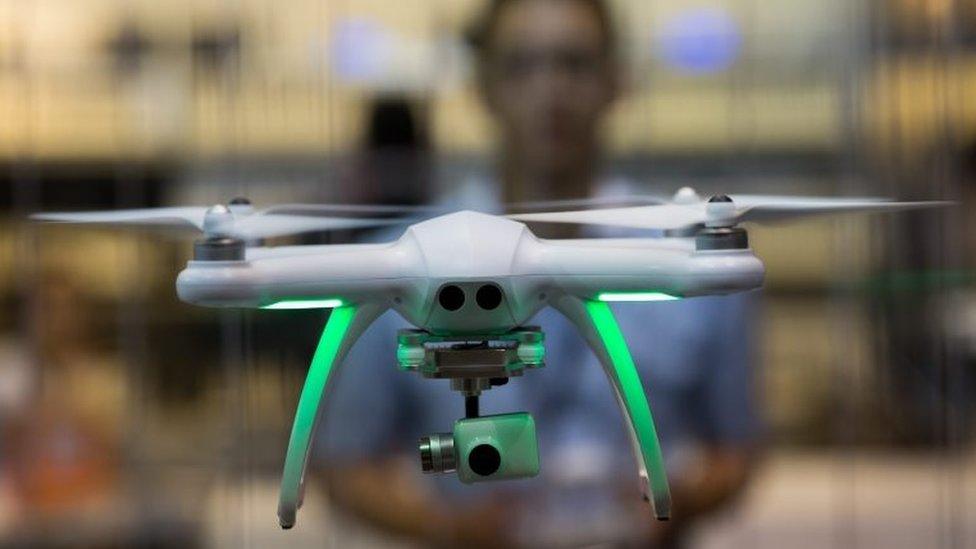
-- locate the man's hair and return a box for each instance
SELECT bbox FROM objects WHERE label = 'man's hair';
[464,0,618,58]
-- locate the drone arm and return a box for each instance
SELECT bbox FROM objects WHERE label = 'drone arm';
[551,295,672,520]
[278,303,385,529]
[527,240,765,300]
[177,242,418,308]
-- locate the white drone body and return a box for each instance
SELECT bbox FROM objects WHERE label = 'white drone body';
[34,189,947,529]
[177,210,765,327]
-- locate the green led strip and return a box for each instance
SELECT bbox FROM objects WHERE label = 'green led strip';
[278,305,356,527]
[262,298,344,310]
[597,292,680,302]
[584,300,671,518]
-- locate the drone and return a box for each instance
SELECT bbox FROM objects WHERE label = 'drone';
[33,188,947,529]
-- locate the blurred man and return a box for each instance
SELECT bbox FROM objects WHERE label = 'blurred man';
[316,1,761,546]
[471,0,619,205]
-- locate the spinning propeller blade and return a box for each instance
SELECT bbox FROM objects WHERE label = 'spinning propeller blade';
[506,195,668,212]
[231,213,403,239]
[510,203,705,230]
[509,194,951,231]
[32,203,410,239]
[32,206,210,231]
[260,203,439,215]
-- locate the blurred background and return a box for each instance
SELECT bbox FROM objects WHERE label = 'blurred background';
[0,0,974,547]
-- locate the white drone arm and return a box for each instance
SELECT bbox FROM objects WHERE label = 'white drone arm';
[524,239,766,301]
[176,241,423,309]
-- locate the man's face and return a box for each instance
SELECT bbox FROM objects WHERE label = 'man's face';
[481,0,618,177]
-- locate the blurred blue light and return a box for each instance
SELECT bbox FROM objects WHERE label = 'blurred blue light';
[658,8,742,75]
[331,17,392,84]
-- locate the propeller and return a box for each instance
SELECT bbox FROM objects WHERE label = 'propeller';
[32,206,212,231]
[506,195,668,212]
[508,189,952,232]
[32,201,410,240]
[503,187,707,212]
[260,203,440,216]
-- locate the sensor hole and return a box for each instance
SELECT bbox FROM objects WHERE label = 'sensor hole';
[438,285,465,311]
[476,285,503,310]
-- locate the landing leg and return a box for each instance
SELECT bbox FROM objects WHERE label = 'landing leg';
[277,304,384,529]
[553,297,672,520]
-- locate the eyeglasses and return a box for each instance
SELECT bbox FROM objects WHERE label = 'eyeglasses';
[487,46,610,82]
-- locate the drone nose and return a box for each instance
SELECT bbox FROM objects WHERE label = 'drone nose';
[425,282,514,335]
[436,283,505,313]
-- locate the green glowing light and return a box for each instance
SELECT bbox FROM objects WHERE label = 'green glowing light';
[278,306,356,527]
[262,298,344,310]
[585,300,671,518]
[597,292,681,302]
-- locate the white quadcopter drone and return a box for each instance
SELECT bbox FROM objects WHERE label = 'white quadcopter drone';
[33,188,946,529]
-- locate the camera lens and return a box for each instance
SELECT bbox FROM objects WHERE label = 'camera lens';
[468,444,501,476]
[419,433,456,473]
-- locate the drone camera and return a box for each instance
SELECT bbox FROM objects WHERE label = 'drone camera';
[419,412,539,483]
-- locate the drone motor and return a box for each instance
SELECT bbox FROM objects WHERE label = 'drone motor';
[696,195,749,251]
[194,204,246,261]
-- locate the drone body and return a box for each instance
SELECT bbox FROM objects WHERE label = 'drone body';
[177,210,766,332]
[33,190,947,529]
[176,209,765,527]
